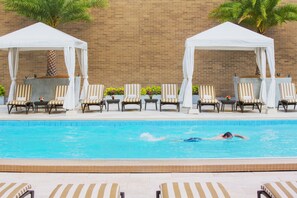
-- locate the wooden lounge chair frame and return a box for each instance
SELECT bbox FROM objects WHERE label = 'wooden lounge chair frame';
[257,190,270,198]
[21,190,34,198]
[7,84,34,114]
[121,84,142,111]
[277,83,297,112]
[48,85,68,114]
[197,85,220,113]
[81,84,105,113]
[237,83,262,113]
[160,84,180,112]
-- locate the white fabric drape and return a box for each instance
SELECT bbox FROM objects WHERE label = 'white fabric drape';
[256,48,267,104]
[76,48,89,100]
[63,47,76,109]
[179,46,195,107]
[8,48,19,102]
[266,46,276,108]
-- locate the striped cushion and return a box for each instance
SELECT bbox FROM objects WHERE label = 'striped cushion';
[160,182,230,198]
[82,84,104,104]
[48,85,68,105]
[241,99,262,104]
[49,183,120,198]
[200,85,217,104]
[238,83,262,103]
[7,84,32,104]
[161,84,178,103]
[200,99,219,104]
[123,84,141,102]
[7,100,30,105]
[280,83,296,101]
[281,99,297,103]
[0,183,31,198]
[48,100,64,105]
[261,181,297,198]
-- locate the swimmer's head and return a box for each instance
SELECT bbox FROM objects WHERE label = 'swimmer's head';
[222,132,233,139]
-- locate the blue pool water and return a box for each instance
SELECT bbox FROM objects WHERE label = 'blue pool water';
[0,120,297,159]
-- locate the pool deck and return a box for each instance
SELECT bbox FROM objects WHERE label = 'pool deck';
[1,104,297,197]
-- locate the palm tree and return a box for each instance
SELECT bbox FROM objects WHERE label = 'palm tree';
[1,0,108,76]
[210,0,297,75]
[210,0,297,34]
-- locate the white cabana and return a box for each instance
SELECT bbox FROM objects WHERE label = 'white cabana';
[179,22,276,109]
[0,22,89,110]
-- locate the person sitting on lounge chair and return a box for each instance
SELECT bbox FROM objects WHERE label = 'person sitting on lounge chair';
[184,132,248,142]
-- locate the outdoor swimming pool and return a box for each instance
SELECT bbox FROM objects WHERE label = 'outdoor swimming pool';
[0,120,297,159]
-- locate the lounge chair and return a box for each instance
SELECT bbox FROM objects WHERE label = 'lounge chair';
[257,181,297,198]
[237,83,262,113]
[81,84,105,113]
[197,85,220,113]
[0,182,34,198]
[160,84,180,112]
[7,84,34,114]
[156,182,230,198]
[278,83,297,112]
[49,183,124,198]
[48,85,68,114]
[121,84,142,111]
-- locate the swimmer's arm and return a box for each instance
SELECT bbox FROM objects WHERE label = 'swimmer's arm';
[234,134,249,140]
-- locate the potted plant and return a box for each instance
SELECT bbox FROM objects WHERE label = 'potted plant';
[106,88,116,100]
[0,85,5,105]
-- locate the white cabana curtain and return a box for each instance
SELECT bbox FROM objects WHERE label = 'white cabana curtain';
[8,48,19,102]
[256,48,267,104]
[63,47,76,109]
[179,46,195,107]
[266,46,276,108]
[76,48,89,100]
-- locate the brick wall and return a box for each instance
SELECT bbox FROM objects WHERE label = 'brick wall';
[0,0,296,97]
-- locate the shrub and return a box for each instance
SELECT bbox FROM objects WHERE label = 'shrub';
[0,85,5,96]
[192,85,199,95]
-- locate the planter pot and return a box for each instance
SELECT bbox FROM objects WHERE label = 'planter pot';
[0,96,4,105]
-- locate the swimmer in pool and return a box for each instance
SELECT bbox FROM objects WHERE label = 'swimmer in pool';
[184,132,248,142]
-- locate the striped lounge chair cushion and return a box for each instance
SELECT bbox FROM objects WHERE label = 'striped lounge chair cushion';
[123,84,141,102]
[49,183,120,198]
[48,85,68,105]
[238,83,262,103]
[261,181,297,198]
[280,83,297,102]
[7,84,32,105]
[199,85,218,104]
[160,182,230,198]
[82,84,104,104]
[0,183,32,198]
[161,84,178,103]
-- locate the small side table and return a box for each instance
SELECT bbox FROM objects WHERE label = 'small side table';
[34,101,49,112]
[220,99,236,112]
[144,99,158,110]
[106,99,120,111]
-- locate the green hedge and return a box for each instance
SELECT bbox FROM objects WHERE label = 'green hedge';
[0,85,5,96]
[104,85,199,95]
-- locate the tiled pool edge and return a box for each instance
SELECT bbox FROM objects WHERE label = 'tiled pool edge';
[0,158,296,173]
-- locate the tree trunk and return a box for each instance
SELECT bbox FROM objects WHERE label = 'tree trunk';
[46,50,57,76]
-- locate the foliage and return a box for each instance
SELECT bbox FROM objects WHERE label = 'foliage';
[0,85,5,96]
[1,0,109,27]
[210,0,297,34]
[104,85,198,96]
[104,87,124,96]
[192,85,199,95]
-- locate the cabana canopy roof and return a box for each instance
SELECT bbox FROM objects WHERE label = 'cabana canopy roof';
[179,22,276,109]
[0,22,87,51]
[186,22,273,50]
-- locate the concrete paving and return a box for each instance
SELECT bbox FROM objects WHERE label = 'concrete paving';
[0,104,297,197]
